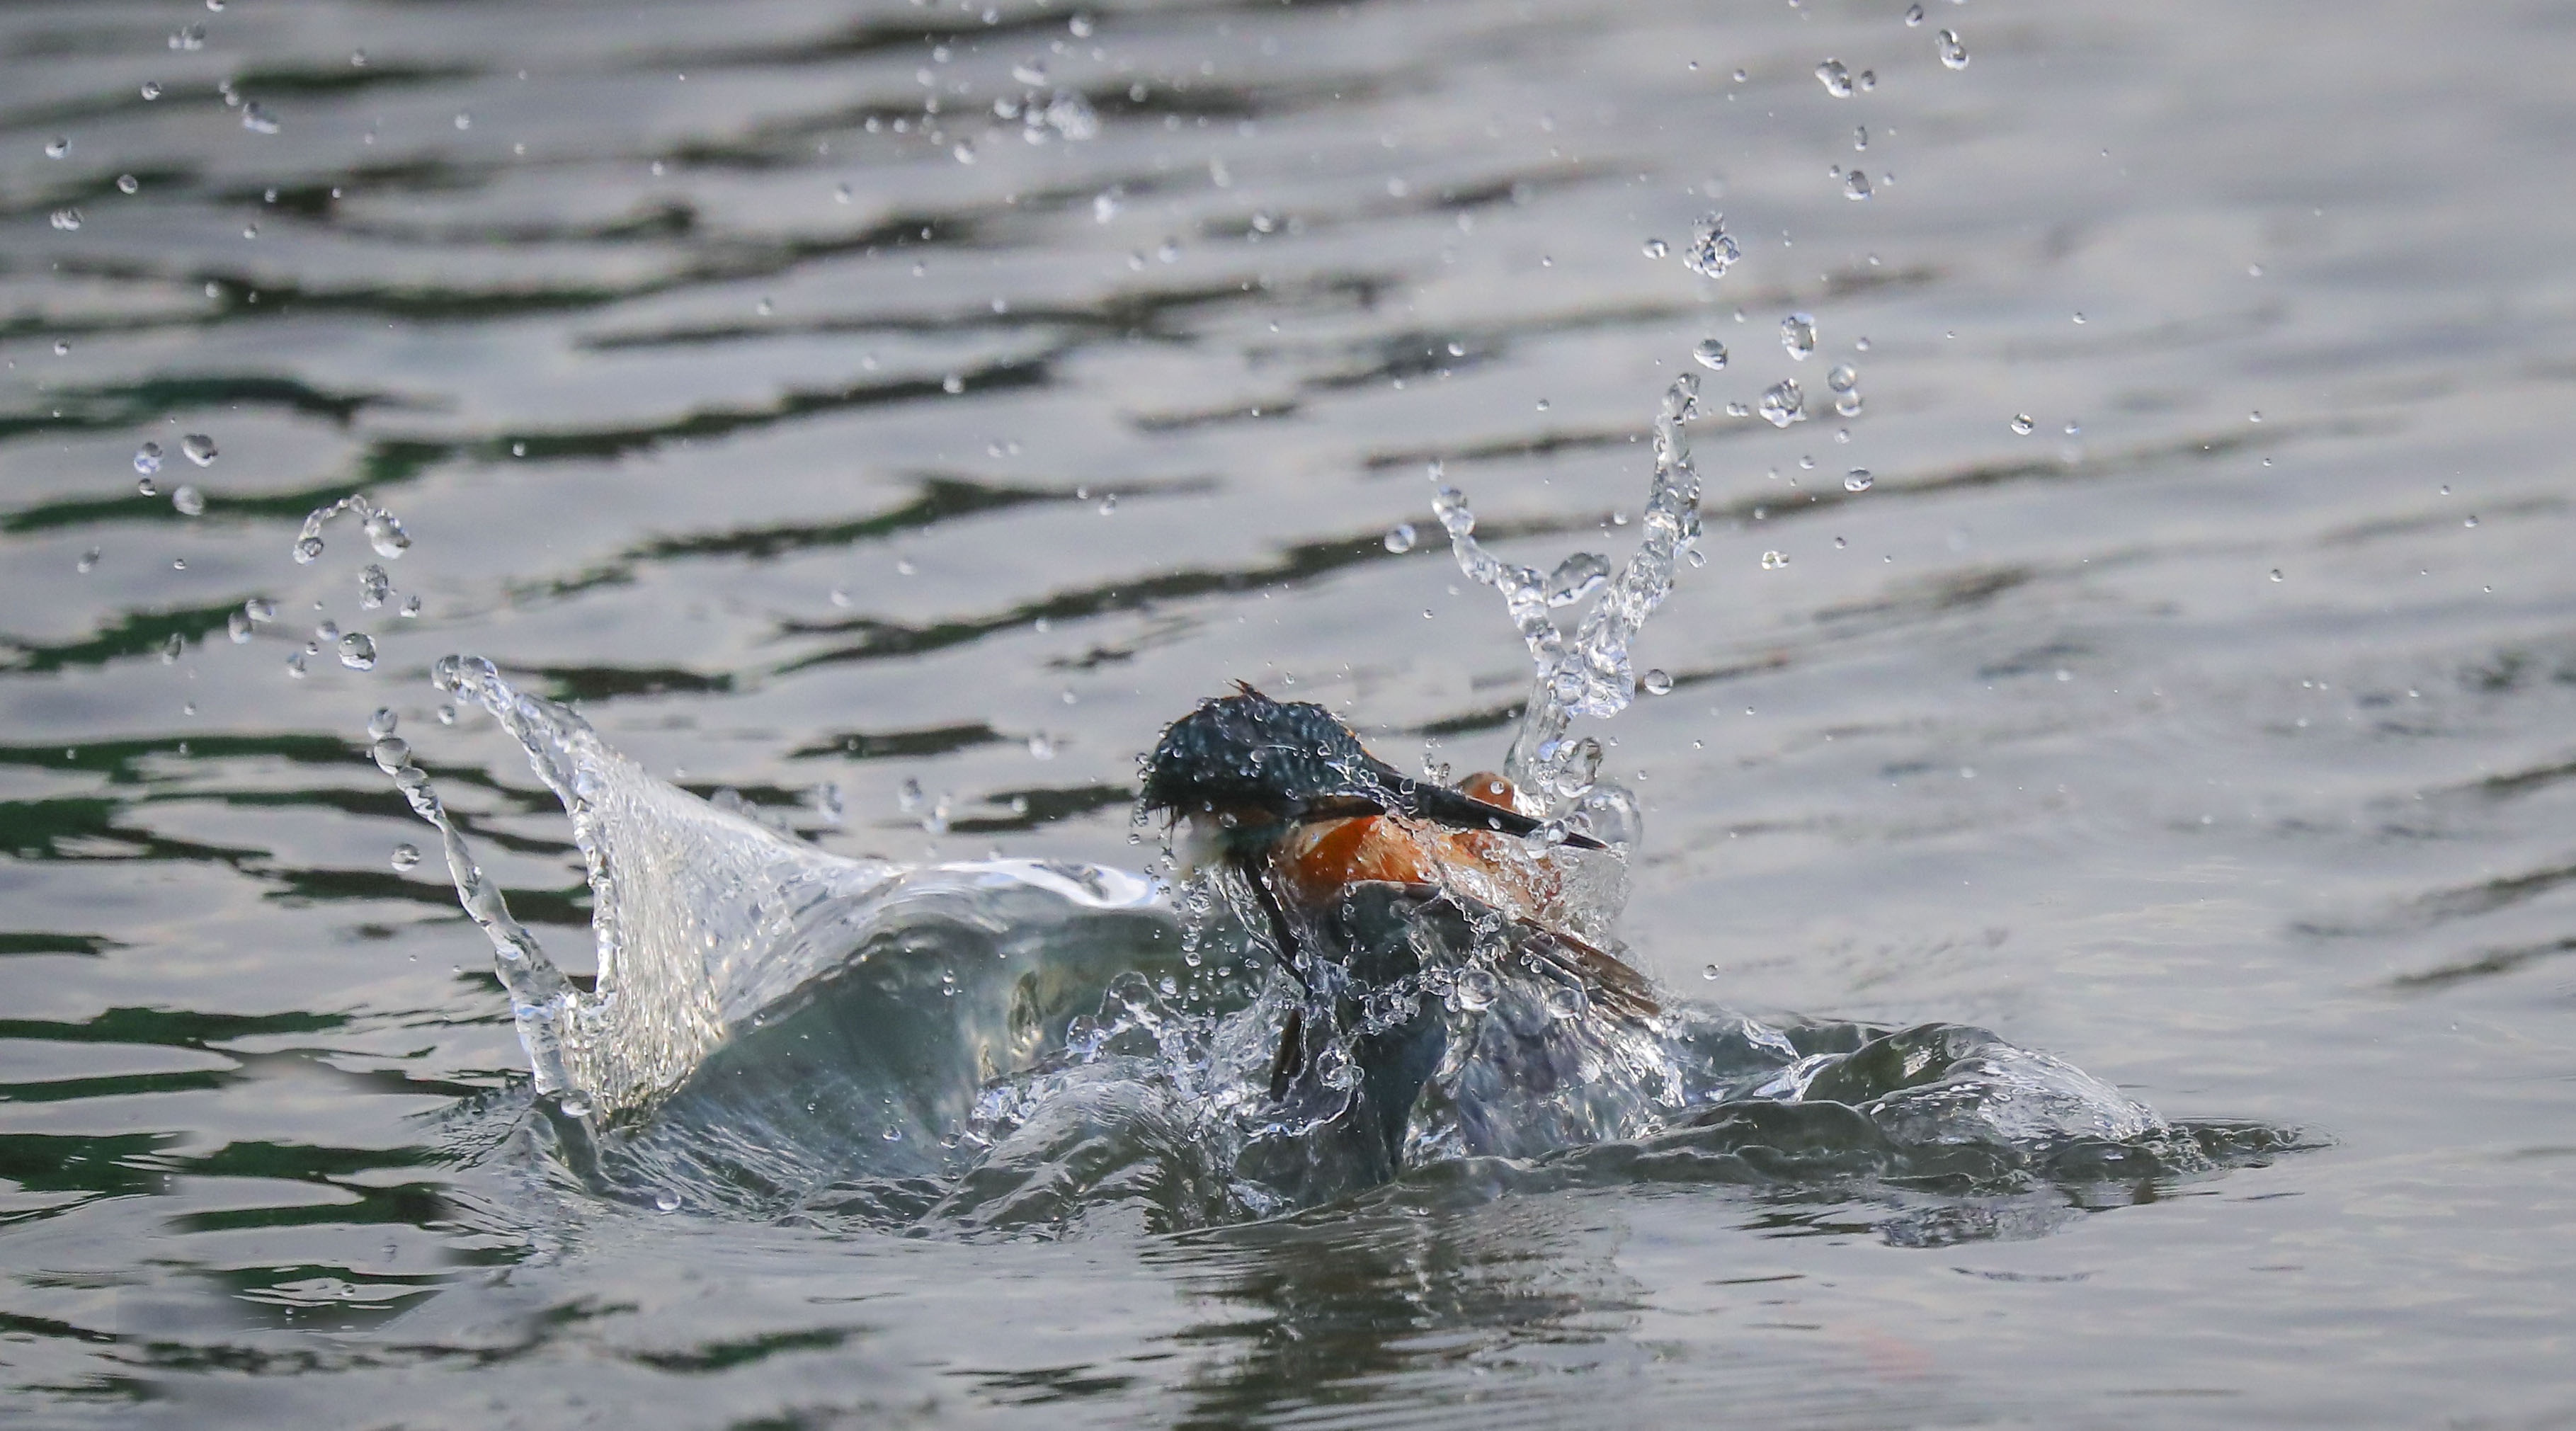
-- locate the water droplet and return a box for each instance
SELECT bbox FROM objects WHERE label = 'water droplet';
[294,536,324,564]
[1844,469,1873,492]
[1814,58,1853,97]
[1780,312,1818,360]
[1760,549,1790,570]
[1827,364,1859,392]
[140,81,162,100]
[171,484,204,516]
[390,843,421,871]
[1682,212,1740,278]
[1905,4,1925,23]
[116,173,140,195]
[1692,338,1728,370]
[338,632,377,671]
[452,112,472,131]
[941,373,964,394]
[170,24,205,50]
[241,103,280,134]
[1843,169,1872,200]
[2063,421,2081,436]
[2463,515,2479,528]
[2010,414,2036,435]
[2269,569,2284,583]
[1937,28,1969,67]
[285,650,307,678]
[1544,552,1611,606]
[1642,237,1668,258]
[2247,410,2262,423]
[161,632,184,663]
[1854,125,1869,151]
[1702,962,1723,979]
[245,598,275,623]
[44,137,69,159]
[1384,523,1418,553]
[227,610,253,642]
[358,564,392,609]
[181,433,217,466]
[49,207,83,232]
[1835,391,1864,417]
[134,443,163,475]
[1758,380,1806,427]
[1643,668,1674,695]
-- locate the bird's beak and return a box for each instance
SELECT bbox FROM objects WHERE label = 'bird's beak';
[1295,780,1609,850]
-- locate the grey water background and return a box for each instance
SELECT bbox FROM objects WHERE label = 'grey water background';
[2,0,2573,1423]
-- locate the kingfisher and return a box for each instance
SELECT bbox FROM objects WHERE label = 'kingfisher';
[1139,685,1660,1195]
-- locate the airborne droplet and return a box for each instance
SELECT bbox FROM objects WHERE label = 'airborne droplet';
[1844,469,1873,492]
[1780,313,1818,360]
[2010,414,2036,435]
[181,433,217,466]
[171,485,205,516]
[1937,29,1969,68]
[1758,380,1806,427]
[134,443,163,475]
[390,843,422,872]
[338,632,378,671]
[1814,59,1853,97]
[1384,523,1418,553]
[1692,338,1728,370]
[1682,212,1740,279]
[1642,668,1674,695]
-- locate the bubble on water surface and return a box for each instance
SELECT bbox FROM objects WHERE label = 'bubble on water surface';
[1692,339,1728,370]
[1781,313,1818,360]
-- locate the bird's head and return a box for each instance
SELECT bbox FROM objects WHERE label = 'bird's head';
[1139,685,1596,874]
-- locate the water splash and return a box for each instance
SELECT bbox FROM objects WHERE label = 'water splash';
[398,656,1161,1119]
[1430,372,1704,823]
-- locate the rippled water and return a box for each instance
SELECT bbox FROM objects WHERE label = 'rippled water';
[6,0,2575,1425]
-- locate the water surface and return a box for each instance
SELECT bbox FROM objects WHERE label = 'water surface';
[4,0,2574,1425]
